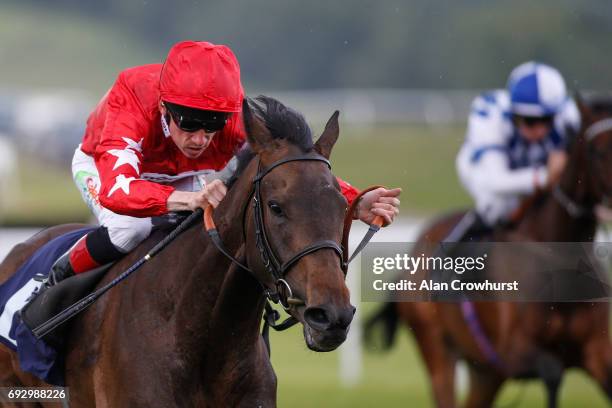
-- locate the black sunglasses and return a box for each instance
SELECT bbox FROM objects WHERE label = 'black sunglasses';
[514,114,554,128]
[165,103,229,133]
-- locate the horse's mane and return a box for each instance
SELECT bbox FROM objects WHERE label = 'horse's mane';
[227,95,314,188]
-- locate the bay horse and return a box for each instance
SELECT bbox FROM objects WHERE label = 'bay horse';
[0,96,357,407]
[365,98,612,408]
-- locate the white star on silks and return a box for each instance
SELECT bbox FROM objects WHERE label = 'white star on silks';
[107,174,136,197]
[122,137,143,153]
[107,137,143,174]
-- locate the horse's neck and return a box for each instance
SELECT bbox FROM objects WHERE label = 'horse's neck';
[172,159,266,371]
[518,139,597,241]
[206,264,267,365]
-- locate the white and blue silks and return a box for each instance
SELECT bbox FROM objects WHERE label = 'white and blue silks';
[456,89,580,225]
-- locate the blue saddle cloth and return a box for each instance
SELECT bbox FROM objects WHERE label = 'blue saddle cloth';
[0,227,94,385]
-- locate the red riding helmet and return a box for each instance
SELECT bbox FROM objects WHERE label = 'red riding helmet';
[159,41,244,113]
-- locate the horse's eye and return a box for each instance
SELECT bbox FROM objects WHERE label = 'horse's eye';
[268,201,284,217]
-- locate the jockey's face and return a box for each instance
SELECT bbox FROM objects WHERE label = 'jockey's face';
[170,124,216,159]
[514,115,553,143]
[160,103,216,159]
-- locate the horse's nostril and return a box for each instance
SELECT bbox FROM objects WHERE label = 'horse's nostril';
[337,306,355,329]
[304,307,331,331]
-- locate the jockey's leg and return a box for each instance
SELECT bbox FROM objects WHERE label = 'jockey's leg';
[47,214,152,286]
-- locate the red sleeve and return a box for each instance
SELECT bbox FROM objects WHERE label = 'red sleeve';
[95,73,175,217]
[337,177,360,205]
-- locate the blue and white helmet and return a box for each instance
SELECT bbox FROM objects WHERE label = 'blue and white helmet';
[507,61,567,117]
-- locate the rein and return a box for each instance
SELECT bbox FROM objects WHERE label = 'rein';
[552,185,591,219]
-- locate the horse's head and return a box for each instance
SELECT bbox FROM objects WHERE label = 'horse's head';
[233,96,354,351]
[575,96,612,207]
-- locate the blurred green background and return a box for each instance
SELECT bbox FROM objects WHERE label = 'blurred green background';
[1,1,611,407]
[2,0,612,92]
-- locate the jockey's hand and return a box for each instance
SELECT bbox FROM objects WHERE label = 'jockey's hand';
[547,150,568,187]
[192,179,227,210]
[166,180,227,212]
[354,187,402,227]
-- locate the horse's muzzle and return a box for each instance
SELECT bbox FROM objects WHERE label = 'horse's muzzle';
[302,304,356,351]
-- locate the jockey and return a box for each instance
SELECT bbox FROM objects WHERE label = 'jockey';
[453,61,580,240]
[47,40,401,286]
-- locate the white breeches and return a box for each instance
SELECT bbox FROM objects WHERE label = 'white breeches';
[71,147,215,253]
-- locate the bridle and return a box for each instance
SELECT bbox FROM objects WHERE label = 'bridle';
[553,117,612,218]
[252,155,344,308]
[204,152,383,350]
[204,153,382,311]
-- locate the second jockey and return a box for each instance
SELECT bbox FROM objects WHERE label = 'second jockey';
[453,61,580,241]
[47,40,401,286]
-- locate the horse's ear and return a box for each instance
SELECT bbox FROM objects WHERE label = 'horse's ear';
[574,91,592,123]
[314,110,340,159]
[242,98,273,153]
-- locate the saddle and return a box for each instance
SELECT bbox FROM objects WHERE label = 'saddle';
[20,264,111,349]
